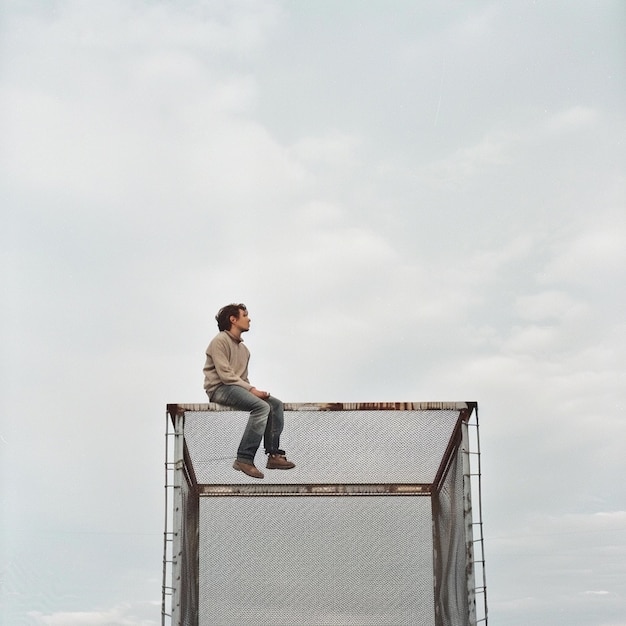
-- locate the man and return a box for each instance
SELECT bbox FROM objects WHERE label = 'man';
[203,303,295,479]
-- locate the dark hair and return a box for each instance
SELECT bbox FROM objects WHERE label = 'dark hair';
[216,303,247,331]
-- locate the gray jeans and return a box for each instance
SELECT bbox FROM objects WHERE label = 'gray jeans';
[209,384,285,464]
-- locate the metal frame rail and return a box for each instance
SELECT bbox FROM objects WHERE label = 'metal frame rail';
[163,408,197,625]
[465,407,488,625]
[161,409,176,625]
[161,402,488,626]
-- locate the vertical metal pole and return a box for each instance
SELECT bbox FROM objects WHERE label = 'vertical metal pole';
[162,411,167,625]
[162,410,174,626]
[171,410,185,626]
[461,420,477,626]
[472,407,488,624]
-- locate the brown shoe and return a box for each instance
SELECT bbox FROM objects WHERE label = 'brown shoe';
[233,460,264,479]
[266,453,296,470]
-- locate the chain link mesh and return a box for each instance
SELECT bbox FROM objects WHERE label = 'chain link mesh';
[199,497,433,625]
[183,409,460,485]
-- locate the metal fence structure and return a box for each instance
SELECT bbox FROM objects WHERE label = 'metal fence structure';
[162,402,487,626]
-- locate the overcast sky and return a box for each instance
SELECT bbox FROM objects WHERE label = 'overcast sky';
[1,1,625,624]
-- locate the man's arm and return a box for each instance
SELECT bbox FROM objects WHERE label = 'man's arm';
[207,334,270,398]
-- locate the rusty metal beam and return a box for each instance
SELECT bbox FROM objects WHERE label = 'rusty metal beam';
[197,483,432,497]
[431,415,464,493]
[169,401,475,414]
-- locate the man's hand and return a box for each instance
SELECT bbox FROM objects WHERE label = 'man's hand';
[250,387,270,399]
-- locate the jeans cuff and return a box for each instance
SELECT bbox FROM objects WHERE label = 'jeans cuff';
[237,456,255,465]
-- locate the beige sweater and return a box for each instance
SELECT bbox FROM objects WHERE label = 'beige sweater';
[203,331,253,395]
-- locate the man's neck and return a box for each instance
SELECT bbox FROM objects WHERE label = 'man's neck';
[227,328,243,341]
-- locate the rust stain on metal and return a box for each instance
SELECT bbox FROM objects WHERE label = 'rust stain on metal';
[196,483,432,497]
[166,403,185,417]
[169,401,475,413]
[295,402,470,412]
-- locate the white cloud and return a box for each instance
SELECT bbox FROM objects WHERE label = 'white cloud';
[540,224,626,286]
[28,602,159,626]
[293,131,362,169]
[546,105,598,133]
[421,129,520,186]
[514,290,589,322]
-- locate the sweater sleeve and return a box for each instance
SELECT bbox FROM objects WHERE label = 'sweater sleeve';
[207,334,253,390]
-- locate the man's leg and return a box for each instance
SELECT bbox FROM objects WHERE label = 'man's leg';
[263,395,284,454]
[210,385,270,466]
[264,395,295,470]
